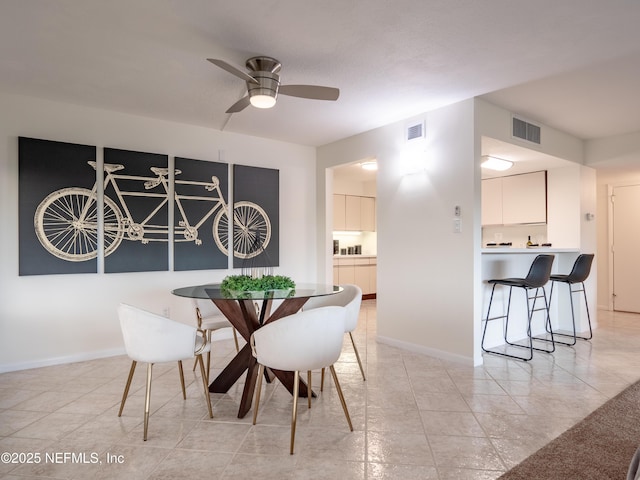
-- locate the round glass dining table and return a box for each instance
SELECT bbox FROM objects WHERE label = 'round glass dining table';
[172,283,341,418]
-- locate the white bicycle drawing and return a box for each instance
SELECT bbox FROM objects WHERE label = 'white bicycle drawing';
[34,161,271,262]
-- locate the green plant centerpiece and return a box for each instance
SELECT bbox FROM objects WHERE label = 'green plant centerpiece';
[220,274,295,299]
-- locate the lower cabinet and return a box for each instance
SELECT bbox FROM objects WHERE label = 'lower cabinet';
[333,256,376,295]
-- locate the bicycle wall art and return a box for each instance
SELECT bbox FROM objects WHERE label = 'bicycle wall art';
[18,137,278,276]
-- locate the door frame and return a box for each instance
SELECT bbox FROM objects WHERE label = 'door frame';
[607,181,640,311]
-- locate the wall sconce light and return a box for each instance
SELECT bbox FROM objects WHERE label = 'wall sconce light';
[481,156,513,171]
[361,161,378,171]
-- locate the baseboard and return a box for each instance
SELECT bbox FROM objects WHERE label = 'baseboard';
[0,347,126,374]
[376,334,474,366]
[0,331,238,374]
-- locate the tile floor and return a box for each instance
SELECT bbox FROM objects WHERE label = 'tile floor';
[1,301,640,479]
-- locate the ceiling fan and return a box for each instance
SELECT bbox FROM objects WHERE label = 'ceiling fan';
[207,56,340,113]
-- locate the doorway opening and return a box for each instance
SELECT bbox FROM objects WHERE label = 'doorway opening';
[329,159,377,299]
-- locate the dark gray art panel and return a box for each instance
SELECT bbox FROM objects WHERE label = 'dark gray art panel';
[19,137,97,275]
[103,148,169,273]
[174,157,229,271]
[232,164,279,268]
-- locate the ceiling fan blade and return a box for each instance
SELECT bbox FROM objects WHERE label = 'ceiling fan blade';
[279,85,340,101]
[226,96,251,113]
[207,58,258,84]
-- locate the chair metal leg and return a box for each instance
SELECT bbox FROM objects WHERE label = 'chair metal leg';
[197,355,213,418]
[526,286,558,352]
[118,360,137,417]
[483,285,533,361]
[290,371,300,455]
[320,368,325,392]
[349,332,366,381]
[580,281,594,340]
[509,286,555,356]
[483,284,555,361]
[252,364,265,425]
[547,281,593,345]
[143,363,153,441]
[307,370,312,408]
[499,286,534,360]
[178,360,186,400]
[329,365,353,431]
[193,330,213,381]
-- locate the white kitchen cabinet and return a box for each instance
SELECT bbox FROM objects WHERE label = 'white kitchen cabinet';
[333,194,346,230]
[333,194,376,231]
[345,195,361,230]
[361,196,376,231]
[502,171,547,224]
[481,178,503,226]
[333,256,376,295]
[481,171,547,225]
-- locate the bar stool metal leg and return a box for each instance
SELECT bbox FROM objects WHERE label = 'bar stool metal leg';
[546,279,593,345]
[525,286,556,353]
[482,284,538,361]
[481,254,556,362]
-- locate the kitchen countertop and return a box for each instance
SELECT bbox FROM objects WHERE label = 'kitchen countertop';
[481,247,580,254]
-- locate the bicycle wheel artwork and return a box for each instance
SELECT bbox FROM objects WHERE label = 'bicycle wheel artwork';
[19,137,98,275]
[232,165,279,267]
[34,188,124,262]
[213,201,271,259]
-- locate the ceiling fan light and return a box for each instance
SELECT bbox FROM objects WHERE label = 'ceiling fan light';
[249,94,277,109]
[481,156,513,171]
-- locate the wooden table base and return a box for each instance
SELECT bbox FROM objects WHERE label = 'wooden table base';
[208,295,314,418]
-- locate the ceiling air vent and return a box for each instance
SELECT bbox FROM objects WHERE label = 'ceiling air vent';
[512,116,541,144]
[406,120,425,141]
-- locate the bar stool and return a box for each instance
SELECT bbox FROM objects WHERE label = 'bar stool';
[482,254,555,361]
[547,253,594,346]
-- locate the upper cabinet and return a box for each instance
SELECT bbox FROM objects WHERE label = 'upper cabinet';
[482,171,547,226]
[334,194,376,231]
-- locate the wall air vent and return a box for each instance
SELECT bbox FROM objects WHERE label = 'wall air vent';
[512,116,541,144]
[406,120,425,141]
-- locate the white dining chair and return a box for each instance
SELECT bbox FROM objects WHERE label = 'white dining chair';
[303,284,364,388]
[250,305,353,454]
[191,298,239,381]
[117,303,213,441]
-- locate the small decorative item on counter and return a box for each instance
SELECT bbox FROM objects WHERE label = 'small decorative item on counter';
[526,235,533,247]
[541,243,552,247]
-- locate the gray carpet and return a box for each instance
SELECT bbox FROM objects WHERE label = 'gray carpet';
[499,380,640,480]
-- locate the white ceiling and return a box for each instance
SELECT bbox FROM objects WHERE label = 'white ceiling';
[2,1,640,152]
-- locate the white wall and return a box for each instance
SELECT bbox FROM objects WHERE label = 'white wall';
[319,103,479,364]
[547,165,582,248]
[0,92,317,372]
[475,98,584,164]
[586,133,640,309]
[317,97,591,366]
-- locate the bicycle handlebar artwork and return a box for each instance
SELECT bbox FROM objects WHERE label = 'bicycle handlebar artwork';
[33,160,272,263]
